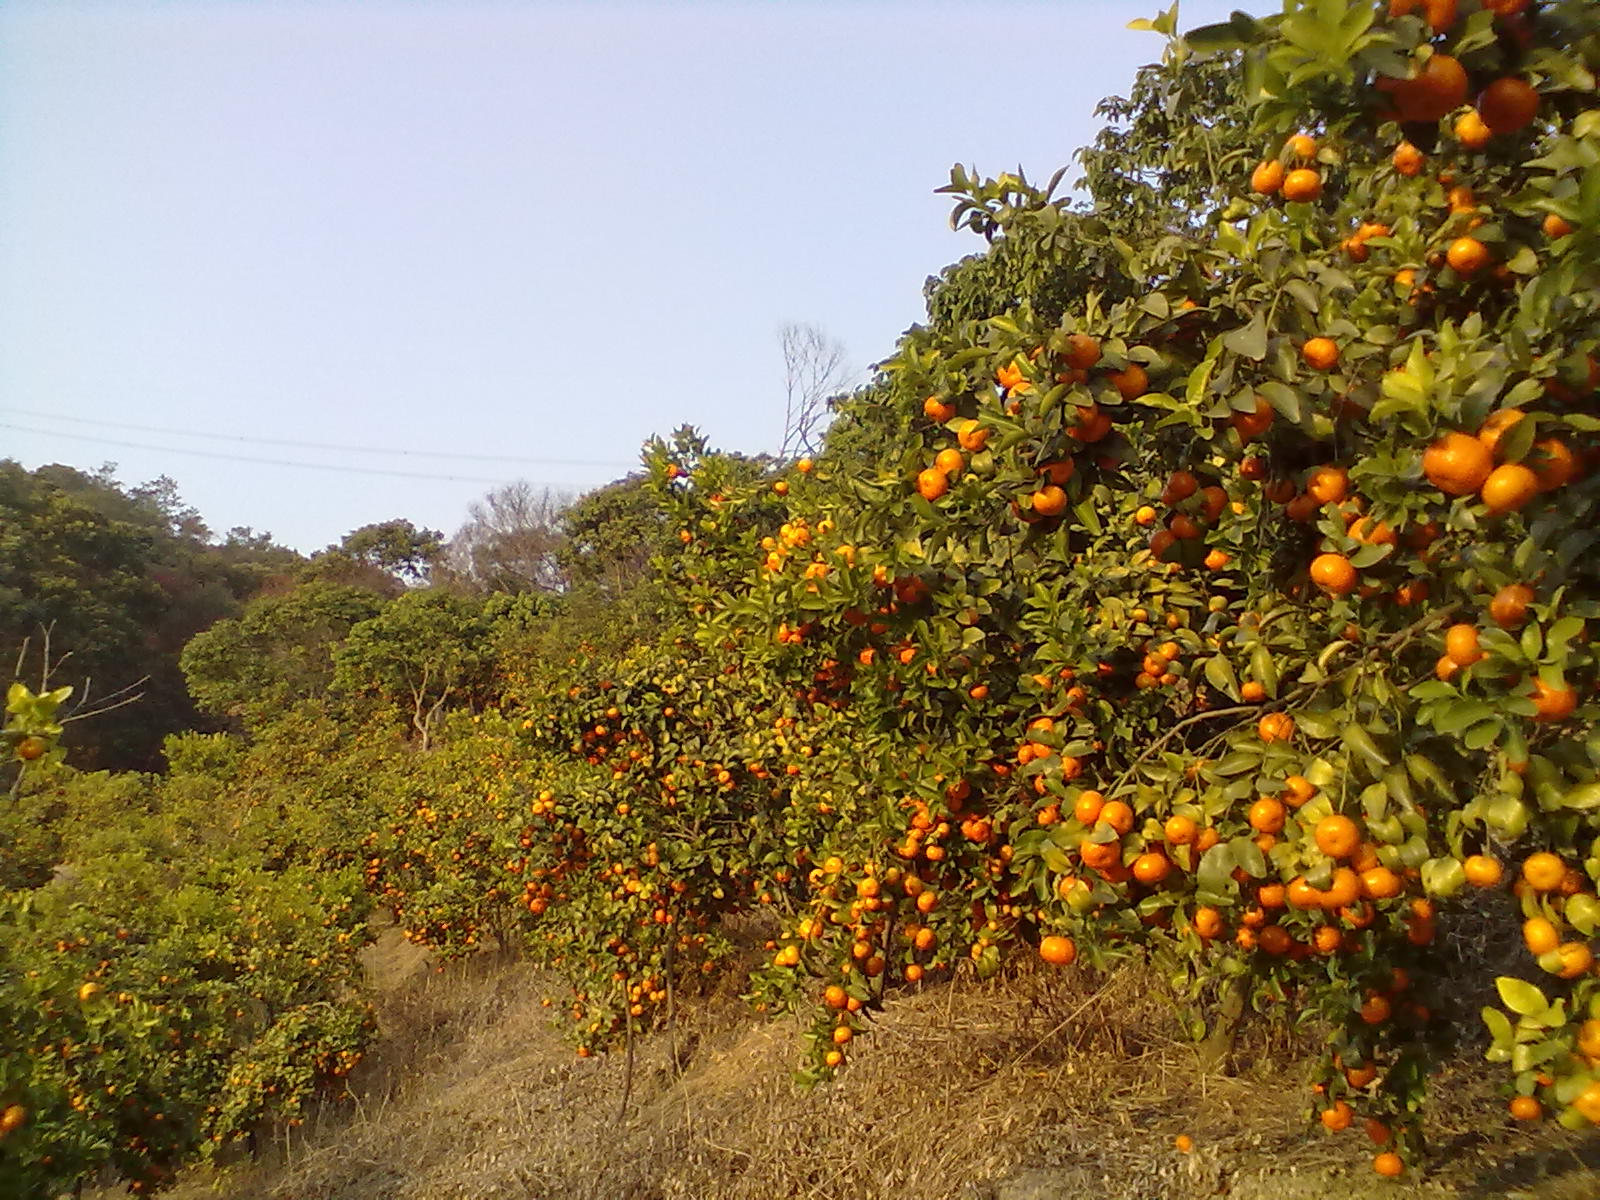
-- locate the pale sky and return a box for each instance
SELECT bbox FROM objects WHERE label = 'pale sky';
[1,0,1256,553]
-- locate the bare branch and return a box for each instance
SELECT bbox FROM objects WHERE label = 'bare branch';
[446,482,572,593]
[779,323,851,458]
[61,681,149,725]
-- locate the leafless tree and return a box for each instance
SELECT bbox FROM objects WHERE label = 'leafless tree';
[779,323,850,459]
[443,482,571,594]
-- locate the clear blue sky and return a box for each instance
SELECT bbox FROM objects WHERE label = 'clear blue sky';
[1,0,1256,554]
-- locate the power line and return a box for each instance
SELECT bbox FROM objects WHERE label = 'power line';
[0,406,636,470]
[0,421,603,486]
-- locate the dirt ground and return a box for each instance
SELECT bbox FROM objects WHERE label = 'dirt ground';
[134,921,1600,1200]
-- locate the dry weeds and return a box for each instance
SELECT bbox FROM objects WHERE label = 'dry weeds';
[131,920,1600,1200]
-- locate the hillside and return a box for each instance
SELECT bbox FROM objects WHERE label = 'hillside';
[12,3,1600,1195]
[144,920,1599,1200]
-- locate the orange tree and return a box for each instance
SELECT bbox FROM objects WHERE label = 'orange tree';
[637,0,1600,1175]
[354,0,1600,1180]
[2,691,378,1196]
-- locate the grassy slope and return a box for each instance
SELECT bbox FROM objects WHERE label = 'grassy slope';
[134,918,1600,1200]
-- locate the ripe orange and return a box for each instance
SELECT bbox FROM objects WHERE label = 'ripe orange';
[1373,1152,1404,1178]
[1069,404,1113,443]
[1423,431,1493,495]
[1315,815,1361,859]
[1577,1082,1600,1125]
[1444,623,1483,667]
[1480,463,1538,514]
[1258,924,1292,955]
[1174,1133,1194,1153]
[1489,584,1534,628]
[1099,800,1135,835]
[1454,108,1492,149]
[1529,439,1576,492]
[1284,775,1317,806]
[1240,680,1267,703]
[1108,362,1149,401]
[1478,77,1540,133]
[1556,942,1593,979]
[934,447,964,475]
[1036,459,1076,487]
[1447,236,1490,274]
[1169,514,1202,540]
[1360,867,1402,900]
[1282,168,1322,202]
[1258,713,1295,743]
[956,421,990,451]
[1164,814,1197,845]
[1464,854,1504,887]
[1509,1096,1542,1121]
[1230,396,1274,440]
[1073,791,1105,824]
[916,468,949,501]
[1192,907,1224,939]
[1523,916,1560,955]
[1522,851,1566,893]
[1543,213,1575,239]
[923,396,956,423]
[1415,0,1458,31]
[1062,333,1101,370]
[1477,409,1525,459]
[1031,485,1069,517]
[1345,1061,1378,1088]
[1310,553,1357,596]
[1039,935,1077,965]
[1287,133,1317,160]
[1530,677,1577,723]
[1379,54,1468,123]
[1392,142,1424,177]
[1132,851,1172,885]
[1349,516,1397,547]
[1252,159,1285,195]
[1161,469,1199,505]
[1306,465,1349,503]
[1302,337,1339,370]
[1320,1100,1353,1131]
[1248,797,1286,834]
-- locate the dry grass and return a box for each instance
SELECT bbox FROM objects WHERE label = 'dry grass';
[137,920,1600,1200]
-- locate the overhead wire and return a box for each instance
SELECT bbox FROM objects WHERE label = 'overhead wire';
[0,406,636,470]
[0,421,609,486]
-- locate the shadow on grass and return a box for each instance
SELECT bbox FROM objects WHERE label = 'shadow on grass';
[1456,1129,1600,1199]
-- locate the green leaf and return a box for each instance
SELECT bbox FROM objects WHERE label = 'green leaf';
[1230,836,1267,879]
[1342,723,1389,769]
[1250,644,1279,697]
[1284,279,1320,313]
[1482,1005,1514,1049]
[1186,21,1249,53]
[1421,857,1466,898]
[1496,978,1548,1017]
[1256,381,1302,424]
[1564,783,1600,811]
[1204,655,1240,700]
[1222,311,1269,361]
